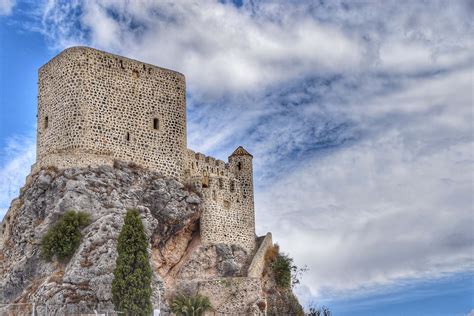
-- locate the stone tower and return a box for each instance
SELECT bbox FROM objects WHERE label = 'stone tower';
[229,146,255,233]
[33,46,256,252]
[35,47,187,181]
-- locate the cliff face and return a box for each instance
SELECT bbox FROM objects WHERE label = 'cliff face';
[0,162,302,315]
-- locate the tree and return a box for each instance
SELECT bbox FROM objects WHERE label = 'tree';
[41,211,90,262]
[307,305,331,316]
[112,209,152,315]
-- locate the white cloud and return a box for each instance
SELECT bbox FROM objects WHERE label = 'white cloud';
[0,0,15,15]
[40,0,364,95]
[255,66,474,298]
[0,136,36,218]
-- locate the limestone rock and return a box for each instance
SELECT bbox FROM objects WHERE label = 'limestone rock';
[0,163,202,314]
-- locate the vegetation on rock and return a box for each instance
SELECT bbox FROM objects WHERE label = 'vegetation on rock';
[272,253,296,288]
[112,209,152,315]
[308,305,332,316]
[170,293,212,316]
[265,243,307,289]
[41,210,90,262]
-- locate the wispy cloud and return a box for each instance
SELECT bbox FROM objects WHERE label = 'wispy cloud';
[0,0,15,16]
[0,135,35,218]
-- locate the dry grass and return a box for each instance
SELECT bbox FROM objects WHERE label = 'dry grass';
[264,243,280,266]
[49,269,65,284]
[46,165,59,173]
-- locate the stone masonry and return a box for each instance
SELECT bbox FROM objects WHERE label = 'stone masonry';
[33,47,256,252]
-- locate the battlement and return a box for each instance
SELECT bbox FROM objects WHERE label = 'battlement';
[35,47,256,252]
[186,149,230,178]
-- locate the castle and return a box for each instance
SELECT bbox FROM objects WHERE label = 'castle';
[33,47,256,252]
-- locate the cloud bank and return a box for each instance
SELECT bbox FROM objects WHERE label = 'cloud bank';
[1,0,473,304]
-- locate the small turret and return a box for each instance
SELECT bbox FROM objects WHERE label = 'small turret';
[229,146,254,204]
[229,146,256,249]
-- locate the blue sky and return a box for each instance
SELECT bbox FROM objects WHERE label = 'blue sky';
[0,0,473,315]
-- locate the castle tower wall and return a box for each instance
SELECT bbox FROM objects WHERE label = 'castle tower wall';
[229,147,255,224]
[36,47,187,180]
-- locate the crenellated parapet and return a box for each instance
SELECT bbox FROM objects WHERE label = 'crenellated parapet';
[184,148,256,252]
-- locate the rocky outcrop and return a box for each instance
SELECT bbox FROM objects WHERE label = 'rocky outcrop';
[0,162,204,314]
[0,161,302,315]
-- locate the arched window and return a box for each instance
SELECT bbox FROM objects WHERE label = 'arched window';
[153,118,159,130]
[237,162,242,171]
[125,132,130,141]
[44,116,49,129]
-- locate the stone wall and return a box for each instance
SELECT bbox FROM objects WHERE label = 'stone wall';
[36,46,187,180]
[185,148,256,252]
[197,277,264,315]
[248,233,273,278]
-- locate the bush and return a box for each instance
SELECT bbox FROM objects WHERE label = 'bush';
[112,209,152,315]
[41,211,90,262]
[272,254,294,288]
[170,293,212,316]
[266,244,308,289]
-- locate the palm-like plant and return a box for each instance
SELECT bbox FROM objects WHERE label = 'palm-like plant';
[170,293,212,316]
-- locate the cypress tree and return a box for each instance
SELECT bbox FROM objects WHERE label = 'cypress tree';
[112,209,152,315]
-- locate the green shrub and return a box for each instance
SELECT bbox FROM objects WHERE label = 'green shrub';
[112,209,152,315]
[170,293,212,316]
[272,253,294,288]
[41,211,90,262]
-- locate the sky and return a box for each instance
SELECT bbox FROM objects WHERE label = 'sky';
[0,0,473,315]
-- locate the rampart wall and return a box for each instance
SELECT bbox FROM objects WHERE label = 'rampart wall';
[248,233,273,278]
[196,277,264,315]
